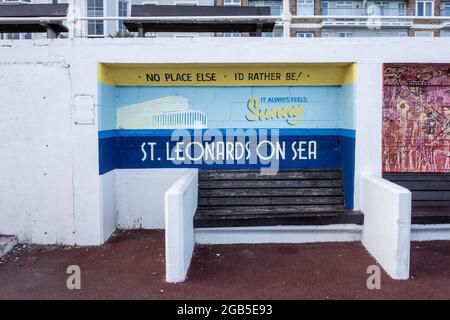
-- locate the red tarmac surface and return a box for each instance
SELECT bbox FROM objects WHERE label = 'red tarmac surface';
[0,230,449,299]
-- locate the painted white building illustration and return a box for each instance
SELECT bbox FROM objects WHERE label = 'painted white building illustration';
[116,96,208,129]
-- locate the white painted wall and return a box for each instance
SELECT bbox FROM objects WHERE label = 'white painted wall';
[0,61,75,245]
[361,175,411,280]
[1,38,450,246]
[164,169,198,283]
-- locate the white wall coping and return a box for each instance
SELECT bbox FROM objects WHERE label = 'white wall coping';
[367,175,412,195]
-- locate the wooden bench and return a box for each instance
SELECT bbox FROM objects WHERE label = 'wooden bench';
[383,173,450,224]
[194,169,363,228]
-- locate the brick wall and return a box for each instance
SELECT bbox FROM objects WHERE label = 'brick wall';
[290,0,297,15]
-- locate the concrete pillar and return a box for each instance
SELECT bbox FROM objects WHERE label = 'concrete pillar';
[282,0,292,37]
[46,27,58,39]
[138,25,145,38]
[67,0,82,39]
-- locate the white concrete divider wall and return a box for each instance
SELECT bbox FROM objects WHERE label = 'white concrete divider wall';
[361,174,412,280]
[164,169,198,283]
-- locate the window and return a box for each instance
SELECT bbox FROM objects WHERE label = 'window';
[118,0,128,33]
[321,31,331,37]
[223,32,241,37]
[270,3,282,15]
[249,1,282,16]
[398,2,405,16]
[224,0,241,6]
[335,1,354,15]
[442,2,450,16]
[297,32,315,38]
[373,2,389,15]
[174,1,199,4]
[321,1,328,15]
[174,33,200,38]
[338,31,354,37]
[6,33,20,40]
[416,0,434,16]
[297,0,314,16]
[415,31,434,37]
[398,31,408,37]
[376,31,391,37]
[336,1,353,8]
[262,31,283,37]
[87,0,104,37]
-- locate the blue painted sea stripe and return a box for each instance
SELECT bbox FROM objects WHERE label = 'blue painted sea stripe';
[98,128,355,209]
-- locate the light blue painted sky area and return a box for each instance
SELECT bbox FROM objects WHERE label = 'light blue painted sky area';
[99,84,355,131]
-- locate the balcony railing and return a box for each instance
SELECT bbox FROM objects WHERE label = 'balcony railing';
[321,7,414,17]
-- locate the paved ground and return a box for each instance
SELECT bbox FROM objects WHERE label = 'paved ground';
[0,230,449,299]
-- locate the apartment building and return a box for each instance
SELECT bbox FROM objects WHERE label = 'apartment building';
[290,0,450,37]
[215,0,450,37]
[1,0,449,37]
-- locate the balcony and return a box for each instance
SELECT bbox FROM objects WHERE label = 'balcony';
[248,1,282,16]
[320,7,414,27]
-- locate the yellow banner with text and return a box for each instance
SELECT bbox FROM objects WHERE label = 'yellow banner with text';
[99,63,356,87]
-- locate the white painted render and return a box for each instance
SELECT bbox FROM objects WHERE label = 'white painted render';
[1,37,450,249]
[361,175,411,280]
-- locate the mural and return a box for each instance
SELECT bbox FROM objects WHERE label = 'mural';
[383,64,450,173]
[98,63,357,208]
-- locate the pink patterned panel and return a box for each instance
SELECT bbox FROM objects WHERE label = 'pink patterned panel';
[382,64,450,173]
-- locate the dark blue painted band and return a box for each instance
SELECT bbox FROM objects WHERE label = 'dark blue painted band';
[98,128,355,209]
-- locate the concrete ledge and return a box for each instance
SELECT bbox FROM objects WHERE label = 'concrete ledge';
[411,224,450,241]
[195,224,362,244]
[0,235,18,257]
